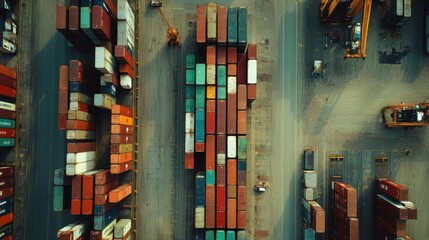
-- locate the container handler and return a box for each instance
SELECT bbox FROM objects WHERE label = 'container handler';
[151,3,181,47]
[381,102,429,128]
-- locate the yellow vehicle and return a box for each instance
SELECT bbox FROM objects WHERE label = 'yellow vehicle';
[345,0,372,59]
[381,102,429,128]
[151,4,181,47]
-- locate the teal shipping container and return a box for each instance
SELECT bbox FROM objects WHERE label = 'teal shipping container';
[195,109,205,143]
[238,160,246,171]
[238,7,247,51]
[302,227,316,240]
[53,186,64,211]
[196,64,206,85]
[217,65,227,86]
[186,85,195,99]
[186,69,196,85]
[206,170,215,185]
[186,99,195,113]
[186,54,196,69]
[80,7,100,44]
[195,86,206,109]
[226,231,236,240]
[237,231,245,240]
[217,86,226,99]
[0,118,15,128]
[216,230,225,240]
[196,172,205,207]
[237,136,247,159]
[0,138,14,147]
[206,230,215,240]
[227,8,238,45]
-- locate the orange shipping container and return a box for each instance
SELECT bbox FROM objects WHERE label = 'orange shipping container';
[110,152,133,163]
[227,159,237,185]
[196,5,207,44]
[227,199,237,229]
[110,161,132,174]
[206,185,215,207]
[227,94,237,134]
[237,186,246,211]
[195,142,205,152]
[110,134,133,144]
[206,86,216,99]
[237,85,247,110]
[237,210,246,229]
[119,63,135,80]
[81,199,93,215]
[227,64,237,76]
[237,110,247,135]
[0,64,17,79]
[206,135,215,170]
[185,153,194,169]
[206,205,215,229]
[206,111,216,134]
[217,6,227,45]
[111,125,133,135]
[248,44,257,60]
[227,185,236,198]
[0,84,16,98]
[108,183,132,203]
[247,84,256,102]
[66,120,95,131]
[227,47,237,63]
[111,115,133,126]
[111,104,133,117]
[217,47,227,64]
[207,45,216,65]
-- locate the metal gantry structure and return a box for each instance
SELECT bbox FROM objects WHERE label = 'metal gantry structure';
[382,102,429,128]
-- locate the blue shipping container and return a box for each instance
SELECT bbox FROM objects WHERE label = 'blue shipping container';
[195,109,205,143]
[195,172,206,207]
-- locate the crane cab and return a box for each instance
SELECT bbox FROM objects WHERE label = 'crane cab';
[150,0,162,7]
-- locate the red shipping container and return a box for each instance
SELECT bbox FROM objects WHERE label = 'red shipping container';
[111,134,133,144]
[196,5,207,44]
[237,85,247,110]
[206,45,216,65]
[120,63,135,80]
[111,161,132,174]
[185,153,194,169]
[0,74,16,89]
[237,54,247,84]
[227,94,237,134]
[67,142,96,153]
[217,6,227,45]
[102,0,118,19]
[227,159,237,185]
[0,109,15,119]
[95,179,120,195]
[237,210,246,229]
[217,164,226,185]
[111,152,133,164]
[69,102,90,112]
[248,44,257,60]
[206,135,215,170]
[56,5,69,31]
[217,185,226,211]
[195,142,205,152]
[58,113,67,130]
[310,204,325,233]
[91,6,111,40]
[70,198,81,215]
[0,84,16,98]
[58,91,68,114]
[66,120,95,131]
[227,185,237,198]
[237,170,246,186]
[112,104,133,117]
[217,100,226,135]
[207,99,216,111]
[111,125,133,135]
[227,64,237,76]
[115,45,135,69]
[71,175,82,199]
[95,169,117,185]
[376,178,408,201]
[247,84,256,102]
[206,205,215,229]
[227,198,237,229]
[68,6,79,30]
[237,110,247,135]
[206,111,216,135]
[237,186,246,211]
[0,187,13,199]
[216,210,226,228]
[103,73,118,87]
[94,193,108,205]
[227,47,237,63]
[69,60,83,83]
[206,185,215,207]
[0,213,12,227]
[216,134,226,154]
[0,178,14,188]
[217,47,227,64]
[0,65,16,80]
[0,167,14,178]
[81,199,93,215]
[82,171,100,199]
[376,215,406,238]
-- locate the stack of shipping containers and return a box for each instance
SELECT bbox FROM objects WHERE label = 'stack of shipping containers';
[0,166,13,238]
[0,2,17,54]
[55,0,136,238]
[301,149,319,239]
[331,181,359,240]
[375,178,417,239]
[188,2,257,239]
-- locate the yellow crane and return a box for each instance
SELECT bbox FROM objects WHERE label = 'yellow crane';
[152,5,181,47]
[381,102,429,128]
[345,0,372,58]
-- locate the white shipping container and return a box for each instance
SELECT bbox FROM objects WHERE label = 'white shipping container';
[66,151,96,164]
[117,0,135,30]
[69,101,83,111]
[0,37,15,54]
[117,21,135,49]
[0,101,16,111]
[207,2,217,41]
[227,76,237,94]
[227,136,237,158]
[395,0,403,16]
[404,0,411,17]
[68,110,94,121]
[303,170,317,188]
[303,188,318,201]
[247,60,257,84]
[95,46,116,67]
[206,64,216,85]
[101,73,116,83]
[103,233,113,240]
[185,133,195,153]
[66,160,95,175]
[57,222,79,238]
[101,219,117,238]
[66,130,96,140]
[94,93,117,110]
[120,74,133,90]
[69,222,89,240]
[70,92,92,104]
[185,112,195,133]
[114,219,131,238]
[217,153,226,164]
[195,207,205,229]
[96,55,115,74]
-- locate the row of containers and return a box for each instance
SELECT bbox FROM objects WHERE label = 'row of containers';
[55,0,136,239]
[0,1,18,54]
[0,166,14,239]
[185,3,256,239]
[0,64,16,146]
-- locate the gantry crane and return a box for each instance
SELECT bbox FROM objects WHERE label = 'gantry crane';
[381,102,429,128]
[151,4,181,47]
[320,0,361,23]
[345,0,372,58]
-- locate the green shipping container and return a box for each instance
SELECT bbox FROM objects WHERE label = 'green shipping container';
[217,66,227,86]
[216,230,226,240]
[0,118,15,128]
[238,7,247,50]
[196,64,206,85]
[186,54,196,69]
[196,86,206,109]
[237,231,245,240]
[238,136,247,159]
[217,86,226,99]
[185,99,195,112]
[186,69,196,85]
[186,85,195,99]
[54,168,65,185]
[226,231,236,240]
[227,8,238,45]
[206,170,215,185]
[53,186,64,211]
[206,230,215,240]
[0,138,14,147]
[80,7,90,29]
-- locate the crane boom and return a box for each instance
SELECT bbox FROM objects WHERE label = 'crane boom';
[158,8,173,31]
[345,0,372,58]
[346,0,363,22]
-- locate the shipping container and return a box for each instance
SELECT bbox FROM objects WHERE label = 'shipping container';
[114,219,131,238]
[217,164,226,185]
[94,207,117,230]
[207,65,216,85]
[110,143,133,153]
[196,86,205,109]
[206,185,215,207]
[216,185,226,211]
[376,178,408,201]
[196,172,206,207]
[111,115,133,126]
[217,134,226,154]
[117,20,135,52]
[227,77,236,94]
[207,3,217,42]
[66,151,96,164]
[207,86,216,99]
[110,134,132,144]
[217,6,227,45]
[237,210,246,229]
[66,160,95,175]
[119,63,135,80]
[196,5,207,44]
[216,230,225,240]
[112,104,133,117]
[227,136,237,158]
[237,186,246,210]
[217,47,227,65]
[303,188,318,201]
[333,191,357,217]
[227,94,237,134]
[227,199,237,229]
[206,230,215,240]
[227,64,237,76]
[110,152,133,164]
[108,184,131,203]
[247,84,256,103]
[304,171,317,188]
[66,120,95,131]
[375,194,408,219]
[302,227,315,240]
[185,112,195,133]
[186,69,196,85]
[227,186,236,200]
[185,152,194,169]
[227,159,237,185]
[237,85,247,110]
[216,211,226,229]
[206,135,215,170]
[248,44,257,59]
[0,109,15,119]
[206,170,215,185]
[0,74,16,89]
[110,160,132,174]
[237,111,246,135]
[227,8,237,46]
[91,5,111,40]
[217,65,227,86]
[80,7,101,44]
[195,206,205,228]
[196,64,206,85]
[247,60,257,84]
[206,206,215,229]
[117,0,134,25]
[0,101,15,112]
[207,45,216,65]
[237,54,247,84]
[102,73,119,87]
[186,54,196,69]
[186,99,195,113]
[195,109,205,143]
[111,125,133,135]
[114,45,135,69]
[227,48,238,64]
[206,109,216,135]
[309,201,325,233]
[237,7,247,52]
[217,86,226,100]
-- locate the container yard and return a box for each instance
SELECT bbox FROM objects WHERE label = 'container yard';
[0,0,429,239]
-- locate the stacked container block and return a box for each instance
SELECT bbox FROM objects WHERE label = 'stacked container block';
[0,4,17,54]
[0,65,16,147]
[331,181,359,240]
[0,166,14,239]
[110,105,133,174]
[187,2,256,239]
[186,54,196,169]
